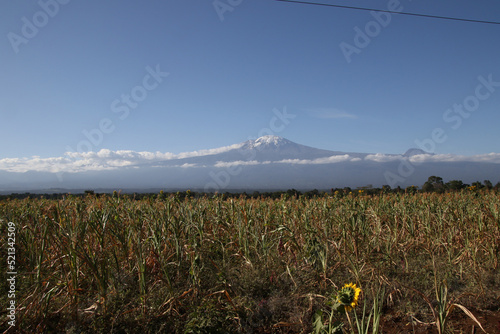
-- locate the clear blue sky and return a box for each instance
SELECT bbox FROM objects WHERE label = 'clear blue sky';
[1,0,499,159]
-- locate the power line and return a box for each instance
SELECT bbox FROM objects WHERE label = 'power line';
[275,0,500,25]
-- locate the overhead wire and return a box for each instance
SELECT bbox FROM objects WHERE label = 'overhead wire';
[274,0,500,25]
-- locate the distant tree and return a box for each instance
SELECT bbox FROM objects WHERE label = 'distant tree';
[422,182,433,192]
[445,180,466,191]
[422,176,444,192]
[484,180,493,189]
[286,189,301,199]
[471,181,484,189]
[304,189,319,199]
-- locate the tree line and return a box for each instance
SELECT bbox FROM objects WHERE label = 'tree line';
[1,176,498,201]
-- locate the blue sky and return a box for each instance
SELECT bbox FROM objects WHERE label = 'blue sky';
[1,0,500,160]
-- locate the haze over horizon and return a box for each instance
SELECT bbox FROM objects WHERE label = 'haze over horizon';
[1,1,500,188]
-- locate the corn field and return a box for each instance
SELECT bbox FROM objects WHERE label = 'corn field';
[1,191,499,333]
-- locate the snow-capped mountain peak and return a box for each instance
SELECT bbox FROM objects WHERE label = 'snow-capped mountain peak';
[252,135,289,148]
[239,135,293,151]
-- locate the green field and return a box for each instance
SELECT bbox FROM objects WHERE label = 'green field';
[1,190,499,333]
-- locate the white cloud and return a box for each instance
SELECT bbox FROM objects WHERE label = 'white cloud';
[214,160,263,168]
[212,155,355,167]
[1,148,500,174]
[364,154,405,163]
[179,163,198,168]
[0,156,72,173]
[277,154,354,164]
[409,153,500,164]
[0,149,190,173]
[364,153,500,164]
[0,143,248,174]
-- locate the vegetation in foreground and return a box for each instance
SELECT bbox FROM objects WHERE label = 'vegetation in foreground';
[1,189,499,333]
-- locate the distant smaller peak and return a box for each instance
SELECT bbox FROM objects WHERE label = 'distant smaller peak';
[404,148,433,157]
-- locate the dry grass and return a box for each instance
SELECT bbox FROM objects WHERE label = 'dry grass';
[1,190,499,333]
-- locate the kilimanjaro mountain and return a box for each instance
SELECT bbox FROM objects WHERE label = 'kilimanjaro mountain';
[0,136,499,193]
[148,135,368,168]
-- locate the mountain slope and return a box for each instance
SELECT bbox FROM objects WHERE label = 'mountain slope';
[150,135,368,167]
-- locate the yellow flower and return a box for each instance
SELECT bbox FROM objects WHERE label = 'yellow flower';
[337,283,361,312]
